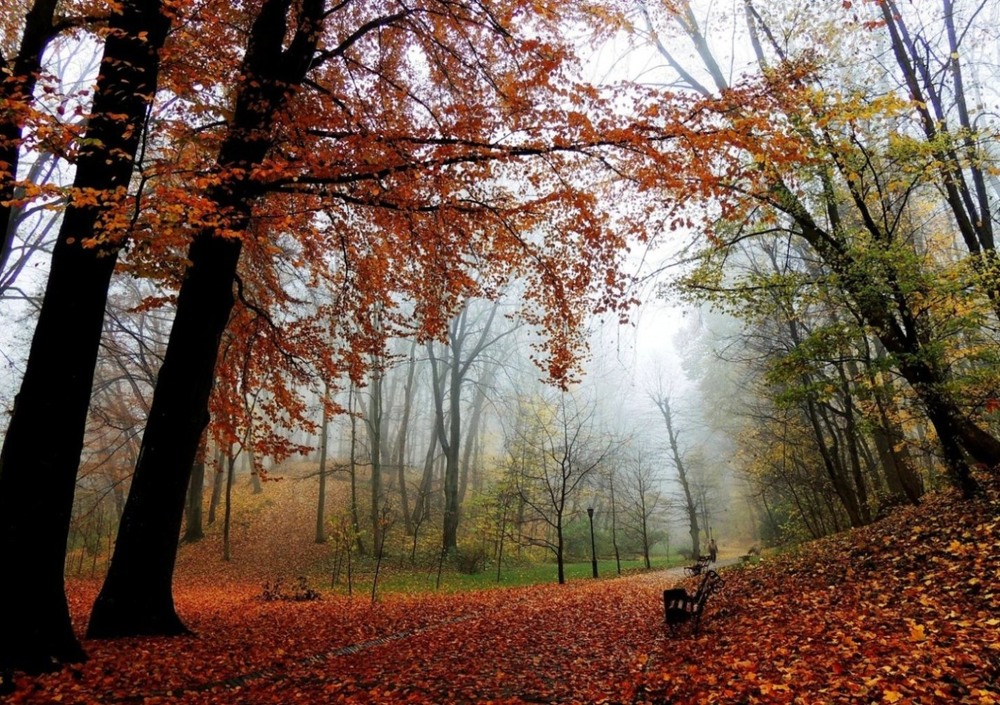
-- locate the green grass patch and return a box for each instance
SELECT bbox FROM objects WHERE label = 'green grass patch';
[325,556,688,597]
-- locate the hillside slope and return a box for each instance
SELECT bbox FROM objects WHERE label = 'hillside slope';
[636,480,1000,704]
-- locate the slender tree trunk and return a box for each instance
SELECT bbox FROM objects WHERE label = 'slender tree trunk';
[348,383,365,556]
[805,395,865,527]
[459,368,492,504]
[368,366,384,554]
[608,471,621,575]
[654,395,701,557]
[208,446,225,525]
[394,342,418,534]
[556,517,565,585]
[316,383,330,544]
[222,453,236,562]
[88,0,324,639]
[0,0,169,672]
[428,340,461,552]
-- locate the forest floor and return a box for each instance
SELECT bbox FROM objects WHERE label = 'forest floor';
[9,479,1000,704]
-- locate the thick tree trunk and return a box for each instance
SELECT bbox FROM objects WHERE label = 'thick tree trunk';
[0,1,168,673]
[87,0,323,639]
[88,233,243,638]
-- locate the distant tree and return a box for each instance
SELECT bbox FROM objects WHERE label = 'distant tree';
[315,383,332,544]
[509,391,615,584]
[650,388,701,558]
[428,299,510,553]
[620,452,666,570]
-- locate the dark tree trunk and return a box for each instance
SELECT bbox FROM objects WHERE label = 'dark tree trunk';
[783,190,1000,492]
[429,302,500,553]
[807,396,865,528]
[556,519,565,585]
[428,340,461,553]
[223,453,236,561]
[0,0,168,673]
[88,230,243,638]
[88,0,324,639]
[348,383,365,556]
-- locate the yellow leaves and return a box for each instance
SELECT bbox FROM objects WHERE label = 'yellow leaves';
[948,539,966,554]
[908,622,927,642]
[883,690,903,703]
[758,682,790,695]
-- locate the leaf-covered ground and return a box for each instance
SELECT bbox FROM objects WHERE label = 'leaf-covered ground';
[9,483,999,704]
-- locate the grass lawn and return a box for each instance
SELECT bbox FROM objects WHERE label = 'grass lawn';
[331,556,689,595]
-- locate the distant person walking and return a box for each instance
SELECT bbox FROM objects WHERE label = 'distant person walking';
[708,538,718,563]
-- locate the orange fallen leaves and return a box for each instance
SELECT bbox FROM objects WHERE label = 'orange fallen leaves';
[8,483,1000,704]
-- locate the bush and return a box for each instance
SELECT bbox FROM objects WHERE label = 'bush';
[454,545,489,575]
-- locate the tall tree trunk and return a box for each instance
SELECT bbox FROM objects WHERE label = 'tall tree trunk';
[459,364,494,504]
[88,0,324,639]
[348,383,365,556]
[0,0,169,673]
[413,422,438,524]
[316,383,330,544]
[806,396,865,527]
[368,366,384,554]
[781,163,1000,492]
[428,340,461,552]
[393,341,418,534]
[653,394,701,557]
[208,446,225,525]
[222,452,236,562]
[608,470,621,575]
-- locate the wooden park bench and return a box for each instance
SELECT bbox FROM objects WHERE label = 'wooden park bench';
[663,569,725,634]
[684,555,711,576]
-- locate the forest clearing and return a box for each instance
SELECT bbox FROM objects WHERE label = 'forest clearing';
[6,478,998,705]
